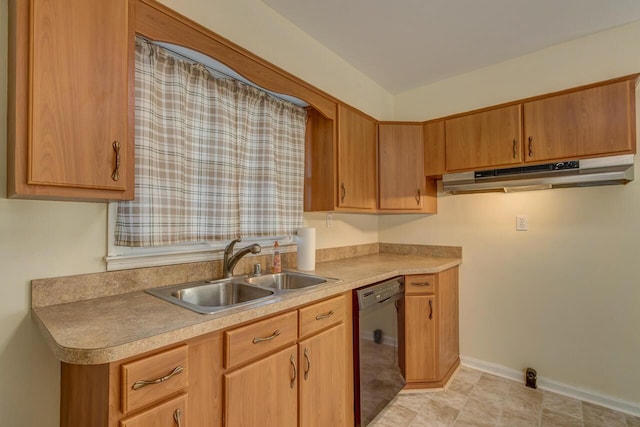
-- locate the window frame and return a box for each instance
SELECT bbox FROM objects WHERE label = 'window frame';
[105,203,294,271]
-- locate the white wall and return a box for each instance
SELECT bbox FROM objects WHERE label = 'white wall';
[0,0,390,425]
[382,20,640,406]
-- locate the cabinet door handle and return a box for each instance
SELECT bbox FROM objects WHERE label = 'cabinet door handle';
[111,140,121,181]
[410,281,431,287]
[131,365,184,390]
[252,329,281,344]
[315,310,334,320]
[340,182,346,203]
[173,408,182,427]
[528,136,533,157]
[512,139,518,159]
[303,348,311,380]
[290,354,297,388]
[428,299,433,320]
[415,189,421,206]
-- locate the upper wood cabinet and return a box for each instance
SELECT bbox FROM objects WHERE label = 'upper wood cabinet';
[424,120,446,177]
[8,0,134,201]
[441,75,637,174]
[445,104,523,172]
[336,105,378,211]
[378,123,436,213]
[523,79,636,162]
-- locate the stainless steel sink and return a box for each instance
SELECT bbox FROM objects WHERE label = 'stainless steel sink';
[246,271,336,292]
[146,278,275,314]
[147,272,339,314]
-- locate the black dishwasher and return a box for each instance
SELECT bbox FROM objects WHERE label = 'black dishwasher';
[353,276,405,426]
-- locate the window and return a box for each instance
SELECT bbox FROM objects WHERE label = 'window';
[106,38,306,270]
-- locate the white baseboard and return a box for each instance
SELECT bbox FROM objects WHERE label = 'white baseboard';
[460,356,640,417]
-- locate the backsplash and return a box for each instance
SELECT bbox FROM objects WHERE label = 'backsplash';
[32,243,460,308]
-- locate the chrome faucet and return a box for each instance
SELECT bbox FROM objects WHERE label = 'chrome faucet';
[223,237,261,277]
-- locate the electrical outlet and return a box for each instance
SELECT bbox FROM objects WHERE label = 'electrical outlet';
[516,215,528,231]
[326,213,333,228]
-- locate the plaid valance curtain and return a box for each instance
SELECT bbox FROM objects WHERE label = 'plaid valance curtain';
[115,37,306,247]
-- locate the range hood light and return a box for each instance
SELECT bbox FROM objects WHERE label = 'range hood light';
[503,184,553,193]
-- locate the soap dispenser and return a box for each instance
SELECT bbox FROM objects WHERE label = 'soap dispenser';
[272,241,281,273]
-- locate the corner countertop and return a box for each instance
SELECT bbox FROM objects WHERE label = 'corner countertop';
[31,253,461,365]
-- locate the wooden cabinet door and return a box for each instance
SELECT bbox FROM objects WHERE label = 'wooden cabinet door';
[437,267,459,379]
[120,394,186,427]
[378,124,425,211]
[424,120,446,177]
[298,324,347,427]
[224,345,297,427]
[337,105,377,210]
[10,0,133,200]
[404,295,437,382]
[523,80,635,162]
[445,104,523,171]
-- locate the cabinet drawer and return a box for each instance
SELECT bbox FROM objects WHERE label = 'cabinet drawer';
[225,311,298,369]
[120,393,186,427]
[299,294,346,339]
[121,345,188,414]
[405,274,438,295]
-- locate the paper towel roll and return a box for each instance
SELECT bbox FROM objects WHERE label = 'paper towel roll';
[296,227,316,271]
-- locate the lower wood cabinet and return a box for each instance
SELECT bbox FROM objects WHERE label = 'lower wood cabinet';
[119,393,187,427]
[223,293,352,427]
[404,267,459,388]
[298,323,347,427]
[59,294,353,427]
[225,345,299,426]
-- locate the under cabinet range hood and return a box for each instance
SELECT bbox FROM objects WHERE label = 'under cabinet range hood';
[442,154,635,194]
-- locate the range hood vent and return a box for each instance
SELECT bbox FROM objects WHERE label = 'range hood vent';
[442,155,634,194]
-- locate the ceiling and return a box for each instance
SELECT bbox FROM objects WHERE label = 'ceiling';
[262,0,640,94]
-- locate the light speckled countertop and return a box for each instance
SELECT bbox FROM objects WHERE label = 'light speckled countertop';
[32,253,461,365]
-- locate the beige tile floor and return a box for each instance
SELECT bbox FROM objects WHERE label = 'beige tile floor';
[369,366,640,427]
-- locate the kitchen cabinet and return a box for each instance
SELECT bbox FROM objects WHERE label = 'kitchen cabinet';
[445,104,523,172]
[523,79,636,162]
[8,0,134,201]
[378,123,436,213]
[404,267,459,388]
[225,345,299,426]
[442,76,637,174]
[223,293,353,426]
[119,394,186,427]
[305,104,377,212]
[337,105,378,211]
[424,120,446,178]
[60,333,222,427]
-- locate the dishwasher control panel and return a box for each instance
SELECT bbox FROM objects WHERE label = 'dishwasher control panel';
[356,277,404,310]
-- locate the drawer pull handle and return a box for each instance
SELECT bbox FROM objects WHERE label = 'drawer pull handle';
[290,354,297,388]
[304,348,311,380]
[410,281,431,287]
[340,182,346,203]
[111,141,121,181]
[131,365,184,390]
[173,408,182,427]
[252,329,281,344]
[528,136,534,157]
[415,189,421,206]
[512,138,518,159]
[429,299,433,320]
[315,310,334,320]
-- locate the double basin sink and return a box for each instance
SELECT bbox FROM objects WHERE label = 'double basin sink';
[146,271,339,314]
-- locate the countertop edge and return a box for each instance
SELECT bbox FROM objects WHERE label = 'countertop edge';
[33,256,462,365]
